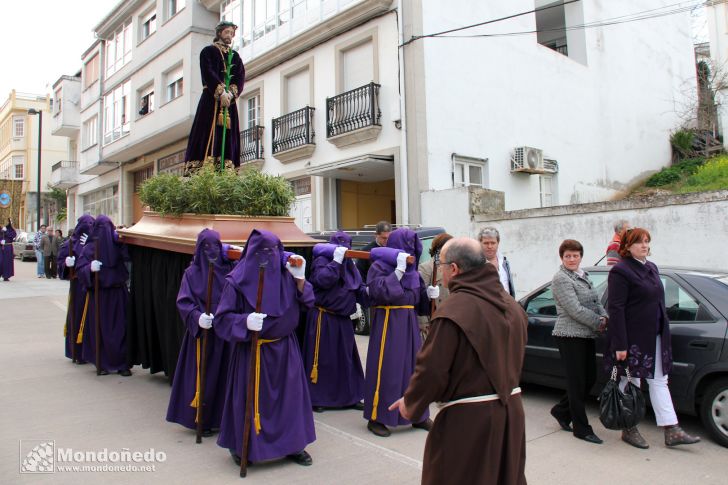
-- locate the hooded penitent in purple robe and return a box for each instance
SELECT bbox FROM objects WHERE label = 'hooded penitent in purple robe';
[58,215,95,362]
[167,229,235,432]
[76,215,130,374]
[184,42,245,174]
[215,229,316,463]
[0,220,16,280]
[302,232,369,409]
[364,228,431,427]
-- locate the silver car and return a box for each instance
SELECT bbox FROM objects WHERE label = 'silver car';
[13,232,37,261]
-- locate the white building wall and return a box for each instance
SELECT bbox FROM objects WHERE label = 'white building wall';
[418,0,695,215]
[707,3,728,146]
[471,191,728,299]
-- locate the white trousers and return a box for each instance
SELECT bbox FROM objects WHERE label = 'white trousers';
[619,336,678,427]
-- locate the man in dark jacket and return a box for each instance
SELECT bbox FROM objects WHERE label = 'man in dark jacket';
[355,220,391,282]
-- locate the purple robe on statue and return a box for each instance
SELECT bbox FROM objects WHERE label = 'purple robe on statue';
[302,232,369,408]
[167,229,235,431]
[364,228,430,427]
[215,229,316,463]
[76,215,130,373]
[184,42,245,173]
[0,221,16,280]
[58,215,95,361]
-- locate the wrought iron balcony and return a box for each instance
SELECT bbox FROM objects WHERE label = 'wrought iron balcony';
[50,160,79,189]
[240,125,265,165]
[272,107,315,161]
[326,82,382,147]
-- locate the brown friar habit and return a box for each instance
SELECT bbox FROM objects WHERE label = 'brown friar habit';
[404,263,528,485]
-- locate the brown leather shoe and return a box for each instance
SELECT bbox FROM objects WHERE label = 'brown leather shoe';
[664,425,700,447]
[622,427,649,449]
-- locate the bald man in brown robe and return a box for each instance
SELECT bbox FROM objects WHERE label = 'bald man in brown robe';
[390,238,528,485]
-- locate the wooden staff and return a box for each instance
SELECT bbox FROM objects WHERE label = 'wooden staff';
[240,263,266,478]
[225,248,414,265]
[94,243,101,375]
[196,261,215,444]
[69,242,76,363]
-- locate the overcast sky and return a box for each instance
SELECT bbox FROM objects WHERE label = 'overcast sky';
[0,1,710,101]
[0,0,119,100]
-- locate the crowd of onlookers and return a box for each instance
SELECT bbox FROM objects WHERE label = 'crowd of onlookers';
[32,224,67,279]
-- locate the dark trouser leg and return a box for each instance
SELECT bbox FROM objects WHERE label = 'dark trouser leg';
[554,336,595,438]
[44,256,52,278]
[50,257,57,278]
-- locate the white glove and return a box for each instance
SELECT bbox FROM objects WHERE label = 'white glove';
[333,246,347,264]
[198,313,214,329]
[90,260,102,272]
[79,233,88,245]
[396,252,409,273]
[286,255,306,279]
[246,312,266,332]
[0,240,4,246]
[65,256,75,267]
[350,303,363,320]
[426,285,440,300]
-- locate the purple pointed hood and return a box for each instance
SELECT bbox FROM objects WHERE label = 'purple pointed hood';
[385,227,422,289]
[186,228,235,304]
[310,231,361,291]
[90,215,122,267]
[225,229,295,317]
[69,214,95,257]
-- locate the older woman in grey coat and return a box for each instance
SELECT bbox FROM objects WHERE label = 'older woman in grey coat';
[549,239,607,444]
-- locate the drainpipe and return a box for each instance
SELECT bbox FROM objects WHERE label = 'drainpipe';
[396,0,409,225]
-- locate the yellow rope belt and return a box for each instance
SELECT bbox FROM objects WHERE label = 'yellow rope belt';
[75,293,90,344]
[370,305,414,421]
[255,338,280,434]
[190,335,203,420]
[310,306,332,384]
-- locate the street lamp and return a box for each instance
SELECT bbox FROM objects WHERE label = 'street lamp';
[27,108,42,231]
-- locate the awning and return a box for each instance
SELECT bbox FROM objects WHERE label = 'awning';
[305,154,394,182]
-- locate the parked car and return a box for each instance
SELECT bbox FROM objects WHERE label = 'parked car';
[307,225,446,335]
[13,232,36,261]
[519,265,728,447]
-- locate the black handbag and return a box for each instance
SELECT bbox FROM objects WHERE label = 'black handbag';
[599,365,646,430]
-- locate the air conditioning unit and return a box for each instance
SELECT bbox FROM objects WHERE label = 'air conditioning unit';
[511,146,544,174]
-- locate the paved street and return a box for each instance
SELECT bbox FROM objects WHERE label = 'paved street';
[1,259,725,484]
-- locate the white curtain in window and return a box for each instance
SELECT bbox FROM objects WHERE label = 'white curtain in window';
[342,40,373,92]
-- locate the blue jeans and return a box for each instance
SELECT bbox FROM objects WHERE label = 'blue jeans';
[35,249,44,276]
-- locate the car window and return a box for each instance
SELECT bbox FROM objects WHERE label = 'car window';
[419,237,433,264]
[588,271,609,299]
[660,276,714,322]
[525,285,557,317]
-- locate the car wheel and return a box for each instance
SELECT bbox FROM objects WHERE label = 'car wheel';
[700,377,728,448]
[354,309,370,336]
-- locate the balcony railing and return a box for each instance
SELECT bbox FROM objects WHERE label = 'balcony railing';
[50,160,79,189]
[326,82,381,138]
[272,106,315,154]
[240,125,265,163]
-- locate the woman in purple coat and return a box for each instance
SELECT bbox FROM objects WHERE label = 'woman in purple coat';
[167,229,236,434]
[0,218,16,281]
[76,215,131,376]
[58,214,95,363]
[364,228,438,437]
[303,231,369,412]
[215,229,316,468]
[606,227,700,449]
